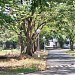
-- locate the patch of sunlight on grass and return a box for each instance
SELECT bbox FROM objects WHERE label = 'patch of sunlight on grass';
[0,49,20,56]
[66,50,75,56]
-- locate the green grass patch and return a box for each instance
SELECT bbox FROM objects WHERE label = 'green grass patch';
[0,73,10,75]
[0,67,37,75]
[66,50,75,56]
[0,49,20,56]
[12,67,37,73]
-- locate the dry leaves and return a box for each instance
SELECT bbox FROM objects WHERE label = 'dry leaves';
[0,50,48,71]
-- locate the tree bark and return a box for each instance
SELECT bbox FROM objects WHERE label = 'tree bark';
[70,38,74,51]
[18,32,24,53]
[21,0,23,4]
[33,41,37,52]
[26,38,33,56]
[25,34,38,56]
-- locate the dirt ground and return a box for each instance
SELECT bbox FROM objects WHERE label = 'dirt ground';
[0,50,48,73]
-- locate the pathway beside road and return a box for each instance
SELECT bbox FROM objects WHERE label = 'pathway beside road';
[17,49,75,75]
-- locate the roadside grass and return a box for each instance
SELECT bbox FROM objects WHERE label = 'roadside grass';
[8,65,37,74]
[0,49,48,74]
[0,67,37,75]
[12,67,37,73]
[0,73,7,75]
[65,50,75,56]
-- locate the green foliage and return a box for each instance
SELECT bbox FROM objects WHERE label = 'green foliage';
[57,2,75,38]
[0,0,12,6]
[0,12,13,25]
[1,0,75,54]
[11,66,37,73]
[0,27,18,42]
[30,0,49,13]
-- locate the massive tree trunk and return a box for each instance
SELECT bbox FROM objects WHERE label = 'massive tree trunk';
[21,17,35,56]
[26,36,33,56]
[25,31,38,56]
[25,38,37,56]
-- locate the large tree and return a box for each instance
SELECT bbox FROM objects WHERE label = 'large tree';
[0,0,51,56]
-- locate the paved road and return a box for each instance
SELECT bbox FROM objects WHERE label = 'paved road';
[17,49,75,75]
[46,49,75,75]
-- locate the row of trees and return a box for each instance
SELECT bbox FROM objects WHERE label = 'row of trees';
[54,2,75,50]
[0,0,75,56]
